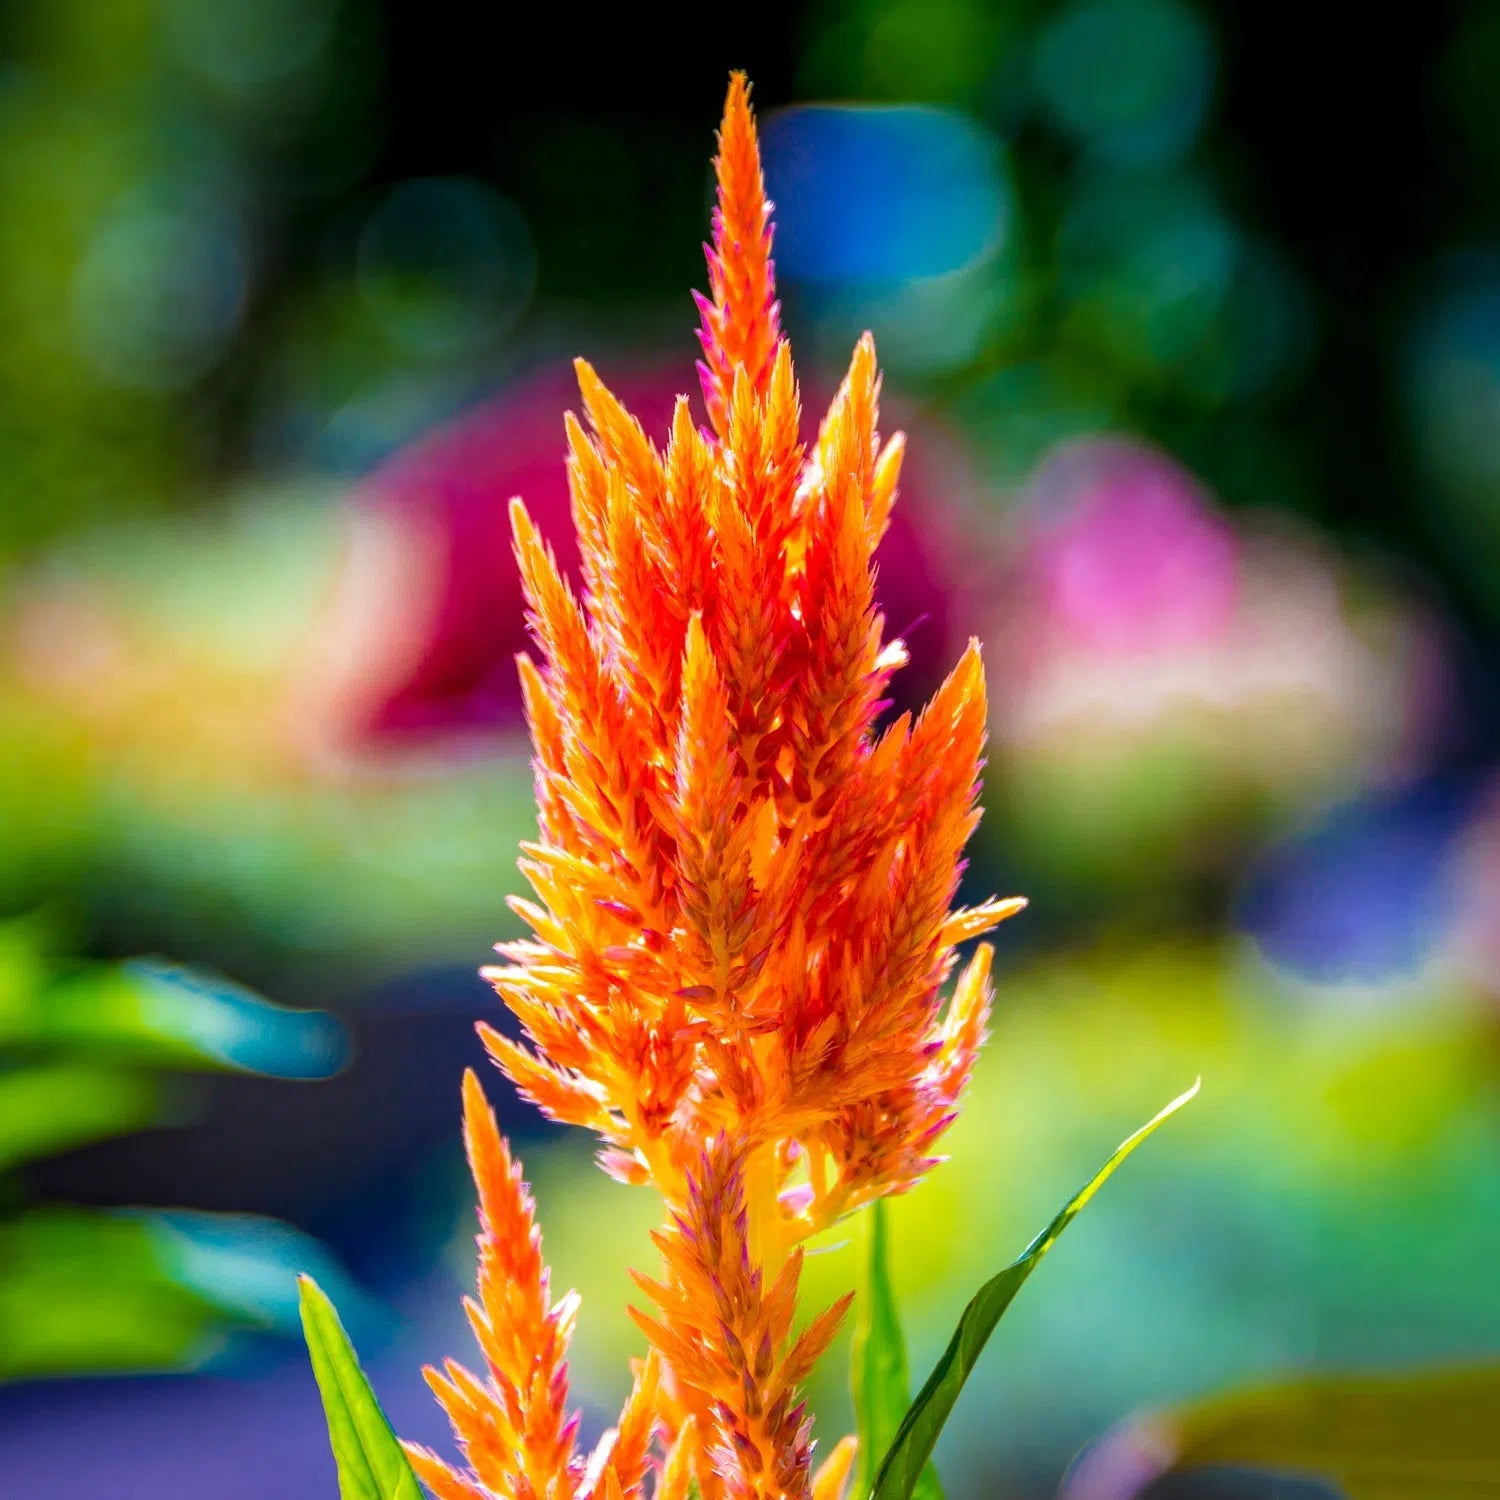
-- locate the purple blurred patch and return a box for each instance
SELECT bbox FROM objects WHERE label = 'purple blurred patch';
[1236,779,1478,988]
[0,1350,449,1500]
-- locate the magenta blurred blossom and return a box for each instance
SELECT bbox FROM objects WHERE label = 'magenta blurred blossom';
[1022,437,1240,658]
[989,433,1450,789]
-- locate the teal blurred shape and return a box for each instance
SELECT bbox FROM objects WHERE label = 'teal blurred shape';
[1033,0,1215,166]
[70,198,249,392]
[948,358,1114,484]
[1059,169,1239,378]
[800,251,1024,378]
[1404,252,1500,615]
[1183,233,1312,403]
[153,1209,377,1342]
[162,0,340,95]
[356,177,536,357]
[123,960,346,1078]
[0,936,345,1080]
[1408,258,1500,495]
[762,104,1012,285]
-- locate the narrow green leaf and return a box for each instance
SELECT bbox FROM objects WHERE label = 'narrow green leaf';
[853,1201,942,1500]
[0,1208,365,1382]
[0,1209,216,1380]
[1071,1364,1500,1499]
[871,1080,1200,1500]
[299,1276,422,1500]
[9,961,347,1078]
[0,1063,158,1171]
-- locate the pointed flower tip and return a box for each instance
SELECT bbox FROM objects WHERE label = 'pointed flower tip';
[725,68,752,119]
[508,494,535,542]
[573,355,602,399]
[461,1067,489,1118]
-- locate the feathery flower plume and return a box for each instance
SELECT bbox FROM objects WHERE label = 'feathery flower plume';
[415,72,1023,1500]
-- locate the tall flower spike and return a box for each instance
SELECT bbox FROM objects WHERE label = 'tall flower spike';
[421,71,1024,1500]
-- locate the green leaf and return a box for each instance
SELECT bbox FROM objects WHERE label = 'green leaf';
[300,1277,422,1500]
[0,1209,219,1380]
[0,1208,366,1382]
[871,1080,1200,1500]
[1073,1364,1500,1499]
[0,1063,159,1171]
[853,1200,942,1500]
[0,959,345,1078]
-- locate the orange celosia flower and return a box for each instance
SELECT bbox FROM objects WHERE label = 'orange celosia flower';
[411,72,1023,1500]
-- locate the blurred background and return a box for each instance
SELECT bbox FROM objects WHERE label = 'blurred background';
[2,0,1500,1495]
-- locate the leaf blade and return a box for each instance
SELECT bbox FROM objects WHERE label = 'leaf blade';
[852,1201,943,1500]
[299,1276,422,1500]
[0,1063,159,1171]
[871,1080,1200,1500]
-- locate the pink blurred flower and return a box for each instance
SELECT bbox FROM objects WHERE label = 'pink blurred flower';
[1022,437,1240,658]
[984,434,1453,870]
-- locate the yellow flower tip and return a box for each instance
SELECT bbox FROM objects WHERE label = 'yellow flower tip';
[459,1065,485,1119]
[945,637,989,710]
[507,494,536,548]
[811,1433,859,1500]
[573,357,618,425]
[656,1415,702,1500]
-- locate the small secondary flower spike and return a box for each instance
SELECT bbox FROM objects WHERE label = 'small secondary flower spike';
[410,72,1024,1500]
